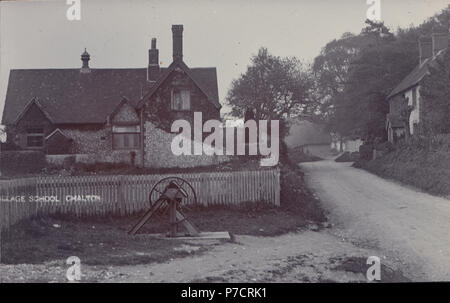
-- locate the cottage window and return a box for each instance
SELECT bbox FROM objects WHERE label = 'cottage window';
[171,89,190,111]
[26,127,44,148]
[112,125,140,150]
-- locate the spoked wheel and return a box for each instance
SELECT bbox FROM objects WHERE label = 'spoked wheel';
[148,177,197,212]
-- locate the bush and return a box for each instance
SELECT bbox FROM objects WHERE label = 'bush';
[359,143,373,161]
[0,150,46,175]
[287,147,322,164]
[0,141,20,151]
[375,141,394,153]
[359,134,450,197]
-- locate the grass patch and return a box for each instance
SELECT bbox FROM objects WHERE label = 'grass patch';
[357,135,450,197]
[1,162,326,265]
[287,147,323,163]
[0,216,208,266]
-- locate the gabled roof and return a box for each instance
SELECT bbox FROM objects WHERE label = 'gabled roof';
[108,97,136,119]
[45,128,70,140]
[387,49,446,100]
[2,65,220,125]
[14,98,54,124]
[136,60,221,109]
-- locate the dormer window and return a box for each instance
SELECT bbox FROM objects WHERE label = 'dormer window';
[171,89,190,111]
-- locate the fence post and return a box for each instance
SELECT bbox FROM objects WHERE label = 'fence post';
[275,168,280,207]
[119,176,125,216]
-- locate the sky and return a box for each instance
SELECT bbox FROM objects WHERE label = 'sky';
[0,0,449,121]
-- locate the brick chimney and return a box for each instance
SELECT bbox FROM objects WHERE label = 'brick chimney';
[432,28,449,56]
[147,38,160,82]
[419,36,432,65]
[172,25,183,62]
[80,48,91,73]
[431,6,450,57]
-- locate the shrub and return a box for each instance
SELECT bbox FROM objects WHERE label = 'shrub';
[359,143,373,161]
[0,150,46,175]
[375,141,394,153]
[62,155,76,170]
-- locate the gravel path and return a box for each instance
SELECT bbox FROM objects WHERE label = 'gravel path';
[300,160,450,282]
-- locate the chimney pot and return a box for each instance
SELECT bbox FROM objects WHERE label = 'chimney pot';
[81,48,91,73]
[431,23,448,56]
[172,24,184,62]
[432,30,449,56]
[418,36,432,65]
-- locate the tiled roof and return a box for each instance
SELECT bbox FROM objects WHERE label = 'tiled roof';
[2,65,220,125]
[387,49,446,99]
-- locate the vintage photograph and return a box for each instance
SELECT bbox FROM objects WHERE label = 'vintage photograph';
[0,0,449,287]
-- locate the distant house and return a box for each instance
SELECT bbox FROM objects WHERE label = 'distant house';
[1,25,222,167]
[330,134,363,153]
[386,27,449,143]
[285,118,331,158]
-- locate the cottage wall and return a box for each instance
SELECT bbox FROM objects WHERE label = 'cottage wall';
[61,125,142,165]
[111,102,140,124]
[142,69,220,132]
[342,139,363,153]
[389,95,406,116]
[404,86,421,134]
[143,122,230,168]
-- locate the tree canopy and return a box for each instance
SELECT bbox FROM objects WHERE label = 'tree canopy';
[420,50,450,134]
[311,12,448,140]
[225,7,450,142]
[226,48,314,120]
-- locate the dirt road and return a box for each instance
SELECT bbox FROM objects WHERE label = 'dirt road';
[300,160,450,281]
[106,232,393,283]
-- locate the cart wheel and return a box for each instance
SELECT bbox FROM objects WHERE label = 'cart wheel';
[148,177,197,209]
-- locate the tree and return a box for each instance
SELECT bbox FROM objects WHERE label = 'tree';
[313,19,424,140]
[226,47,314,120]
[312,32,368,121]
[420,50,450,135]
[0,126,5,143]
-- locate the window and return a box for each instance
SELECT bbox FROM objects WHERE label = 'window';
[112,125,140,150]
[171,89,190,111]
[26,127,44,148]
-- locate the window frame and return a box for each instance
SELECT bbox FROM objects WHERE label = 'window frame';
[171,88,191,111]
[112,125,140,150]
[26,126,44,149]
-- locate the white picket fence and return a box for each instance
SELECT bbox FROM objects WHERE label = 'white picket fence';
[0,168,280,232]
